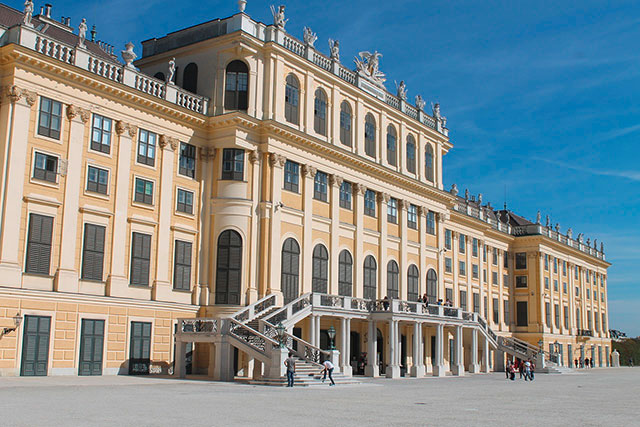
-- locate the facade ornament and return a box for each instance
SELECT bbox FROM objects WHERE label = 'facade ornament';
[432,102,447,128]
[377,192,390,203]
[577,233,584,243]
[66,104,90,123]
[398,199,409,210]
[536,211,541,224]
[248,150,259,164]
[477,193,483,205]
[199,147,216,160]
[555,223,560,233]
[268,153,286,168]
[329,174,343,187]
[567,228,573,239]
[78,18,88,48]
[593,239,597,249]
[23,0,34,27]
[395,80,407,101]
[121,42,137,69]
[238,0,247,13]
[464,189,469,201]
[415,95,426,111]
[329,39,340,62]
[127,124,138,138]
[167,57,176,84]
[303,27,317,47]
[159,135,178,151]
[115,120,126,136]
[354,51,385,88]
[600,242,604,253]
[545,215,550,228]
[3,85,37,106]
[586,238,590,246]
[270,5,287,29]
[450,183,458,196]
[438,212,449,223]
[301,164,317,178]
[354,183,367,195]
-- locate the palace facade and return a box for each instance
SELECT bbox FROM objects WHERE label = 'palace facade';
[0,2,610,380]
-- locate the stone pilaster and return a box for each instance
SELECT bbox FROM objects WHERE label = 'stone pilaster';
[353,183,366,298]
[329,174,342,295]
[267,153,286,302]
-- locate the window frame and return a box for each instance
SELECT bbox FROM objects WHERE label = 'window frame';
[313,171,328,202]
[364,114,376,158]
[364,190,376,217]
[90,114,112,154]
[130,232,152,286]
[426,211,435,235]
[33,151,59,184]
[176,188,194,215]
[406,135,416,174]
[179,142,196,179]
[407,204,418,229]
[283,160,299,193]
[81,223,106,281]
[339,101,352,147]
[387,198,398,223]
[339,181,352,209]
[37,96,62,140]
[133,177,154,206]
[313,88,328,136]
[221,148,244,181]
[136,129,157,167]
[224,60,249,111]
[386,125,397,166]
[86,165,109,195]
[284,74,300,125]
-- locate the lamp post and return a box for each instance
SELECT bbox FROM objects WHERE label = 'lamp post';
[538,339,544,353]
[1,312,23,337]
[328,325,336,350]
[276,322,286,349]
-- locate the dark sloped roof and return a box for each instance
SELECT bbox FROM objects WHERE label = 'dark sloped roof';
[0,4,117,63]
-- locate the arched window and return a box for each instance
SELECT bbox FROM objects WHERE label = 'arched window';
[364,113,376,158]
[215,230,242,305]
[154,72,165,81]
[427,269,438,303]
[338,250,353,296]
[281,238,300,304]
[363,255,377,300]
[312,244,329,293]
[386,125,397,166]
[224,60,249,111]
[339,101,352,147]
[408,265,420,302]
[285,74,300,125]
[183,62,198,93]
[425,144,434,182]
[314,88,328,136]
[406,135,416,174]
[387,260,399,299]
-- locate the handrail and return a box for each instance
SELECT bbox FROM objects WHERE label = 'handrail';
[177,318,218,333]
[259,320,328,366]
[232,294,278,323]
[263,293,312,326]
[227,318,278,355]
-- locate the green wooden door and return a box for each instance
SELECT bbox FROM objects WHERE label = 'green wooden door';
[20,315,51,376]
[129,321,151,375]
[78,319,104,376]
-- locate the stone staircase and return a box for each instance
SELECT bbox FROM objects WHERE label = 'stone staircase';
[249,357,358,387]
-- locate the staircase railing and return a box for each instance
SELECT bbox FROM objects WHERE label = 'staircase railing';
[232,294,278,323]
[259,320,329,365]
[227,318,278,356]
[263,293,312,326]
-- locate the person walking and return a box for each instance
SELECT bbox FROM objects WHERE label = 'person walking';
[321,359,336,386]
[529,360,535,380]
[506,360,512,379]
[574,358,578,369]
[284,352,296,387]
[629,357,634,367]
[523,360,531,381]
[518,360,524,379]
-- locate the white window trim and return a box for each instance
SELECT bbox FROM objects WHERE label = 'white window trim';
[134,129,158,171]
[132,175,157,210]
[84,162,112,200]
[175,186,195,217]
[30,147,61,188]
[88,113,114,158]
[33,96,65,145]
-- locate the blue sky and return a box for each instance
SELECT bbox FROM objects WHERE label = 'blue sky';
[11,0,639,335]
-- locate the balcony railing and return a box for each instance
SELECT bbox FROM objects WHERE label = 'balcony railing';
[578,329,594,337]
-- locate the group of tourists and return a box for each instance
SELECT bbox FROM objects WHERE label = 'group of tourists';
[380,294,456,311]
[284,353,335,387]
[505,359,535,381]
[574,358,594,368]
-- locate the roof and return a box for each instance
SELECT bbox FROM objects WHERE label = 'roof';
[0,4,116,63]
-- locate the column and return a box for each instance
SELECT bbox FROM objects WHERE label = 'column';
[378,193,389,298]
[55,105,90,293]
[0,87,37,286]
[341,317,353,376]
[482,336,490,373]
[310,314,318,348]
[452,325,465,376]
[329,175,342,295]
[418,207,427,298]
[353,184,365,298]
[436,144,444,190]
[469,328,480,373]
[386,319,400,378]
[154,135,177,301]
[246,150,261,303]
[106,121,137,296]
[212,339,234,382]
[267,154,286,302]
[197,148,215,306]
[365,320,378,377]
[301,165,316,294]
[174,340,187,379]
[437,213,448,300]
[410,322,425,377]
[315,315,322,348]
[399,200,408,300]
[433,323,446,376]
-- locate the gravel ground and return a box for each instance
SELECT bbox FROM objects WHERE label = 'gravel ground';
[0,368,637,426]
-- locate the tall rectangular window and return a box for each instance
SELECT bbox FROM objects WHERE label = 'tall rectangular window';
[564,306,569,329]
[179,142,196,178]
[134,178,154,205]
[459,261,466,276]
[516,276,528,288]
[554,279,558,292]
[545,254,549,270]
[423,211,433,235]
[472,238,478,257]
[339,181,352,209]
[444,229,452,250]
[221,148,244,181]
[364,190,376,217]
[407,204,417,229]
[562,261,567,276]
[313,171,328,202]
[492,247,498,265]
[515,252,527,269]
[33,152,58,183]
[177,188,194,214]
[503,274,509,287]
[445,288,453,303]
[544,277,549,289]
[445,257,452,273]
[516,301,528,326]
[545,302,551,326]
[484,296,488,319]
[459,234,466,254]
[563,282,567,294]
[130,233,151,286]
[25,213,54,275]
[81,224,105,281]
[472,264,479,279]
[554,304,560,328]
[283,160,299,193]
[493,298,499,323]
[554,258,558,273]
[173,240,192,290]
[459,290,467,311]
[574,265,579,279]
[90,114,112,153]
[473,293,480,314]
[86,166,109,195]
[38,97,62,139]
[137,129,157,166]
[504,300,510,324]
[492,271,498,285]
[387,198,397,223]
[503,251,509,268]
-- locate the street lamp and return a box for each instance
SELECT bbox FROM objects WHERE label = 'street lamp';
[1,313,23,337]
[538,339,544,353]
[275,322,286,349]
[328,326,336,350]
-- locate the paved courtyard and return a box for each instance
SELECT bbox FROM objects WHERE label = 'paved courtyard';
[0,368,637,426]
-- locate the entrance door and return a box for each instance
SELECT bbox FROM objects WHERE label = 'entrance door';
[79,319,104,376]
[129,321,151,375]
[431,336,436,364]
[20,315,51,376]
[292,327,302,352]
[400,334,407,377]
[350,331,361,372]
[376,328,384,372]
[449,339,455,370]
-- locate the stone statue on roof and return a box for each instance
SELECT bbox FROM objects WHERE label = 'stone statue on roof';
[432,102,448,129]
[593,239,598,249]
[355,51,385,87]
[450,184,458,196]
[478,193,483,205]
[271,5,287,29]
[396,80,407,101]
[78,18,88,48]
[464,189,470,201]
[415,95,426,111]
[567,228,573,239]
[545,215,550,228]
[555,223,560,232]
[303,27,317,47]
[329,39,340,62]
[23,0,34,27]
[600,242,604,253]
[536,211,541,224]
[168,57,176,84]
[586,238,590,246]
